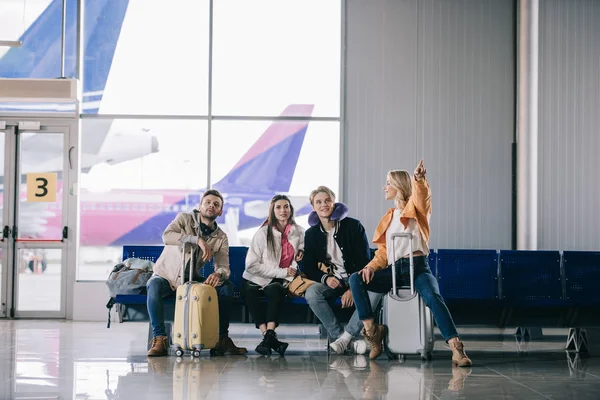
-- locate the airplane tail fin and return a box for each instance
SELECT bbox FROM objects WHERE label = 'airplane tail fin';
[0,0,130,114]
[213,104,314,194]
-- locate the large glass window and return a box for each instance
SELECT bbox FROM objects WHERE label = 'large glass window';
[77,119,208,280]
[212,0,341,117]
[1,0,345,281]
[211,119,340,246]
[82,0,210,115]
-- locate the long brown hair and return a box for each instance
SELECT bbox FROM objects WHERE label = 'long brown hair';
[265,195,296,257]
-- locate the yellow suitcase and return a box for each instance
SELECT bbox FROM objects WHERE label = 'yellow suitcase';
[172,244,219,357]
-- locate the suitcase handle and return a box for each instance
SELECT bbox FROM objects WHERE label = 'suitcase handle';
[389,232,416,301]
[181,242,195,285]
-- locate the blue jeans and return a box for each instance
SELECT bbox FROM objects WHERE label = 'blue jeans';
[146,275,233,338]
[349,256,459,342]
[304,283,385,340]
[345,291,386,337]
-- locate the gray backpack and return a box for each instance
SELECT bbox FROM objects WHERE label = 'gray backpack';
[106,258,154,298]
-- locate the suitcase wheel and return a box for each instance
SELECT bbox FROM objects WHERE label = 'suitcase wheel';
[175,348,184,357]
[192,350,201,358]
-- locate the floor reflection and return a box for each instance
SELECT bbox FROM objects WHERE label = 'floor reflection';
[2,321,600,400]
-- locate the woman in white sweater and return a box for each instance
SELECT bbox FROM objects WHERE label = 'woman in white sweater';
[243,194,305,356]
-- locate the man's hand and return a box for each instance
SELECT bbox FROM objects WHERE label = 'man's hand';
[287,267,297,277]
[341,290,354,308]
[414,159,427,181]
[295,250,304,261]
[204,272,221,287]
[326,276,341,289]
[197,237,213,262]
[358,267,374,284]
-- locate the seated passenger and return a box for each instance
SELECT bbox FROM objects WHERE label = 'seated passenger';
[146,189,247,357]
[303,186,380,355]
[243,195,305,356]
[349,160,472,365]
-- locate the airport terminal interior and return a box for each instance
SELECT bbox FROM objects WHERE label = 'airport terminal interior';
[1,0,600,399]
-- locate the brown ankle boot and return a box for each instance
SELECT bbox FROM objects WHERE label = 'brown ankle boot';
[449,340,472,367]
[216,336,248,355]
[362,325,385,360]
[147,336,169,357]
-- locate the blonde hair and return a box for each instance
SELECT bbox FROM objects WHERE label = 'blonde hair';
[387,170,412,209]
[309,186,336,206]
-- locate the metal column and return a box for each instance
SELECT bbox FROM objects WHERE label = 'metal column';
[516,0,539,250]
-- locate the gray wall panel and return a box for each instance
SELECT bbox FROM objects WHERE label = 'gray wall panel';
[539,0,600,250]
[345,0,514,249]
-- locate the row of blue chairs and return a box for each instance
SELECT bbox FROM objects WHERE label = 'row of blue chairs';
[433,249,600,304]
[116,246,600,327]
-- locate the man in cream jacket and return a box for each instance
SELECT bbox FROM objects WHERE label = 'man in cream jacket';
[146,190,247,357]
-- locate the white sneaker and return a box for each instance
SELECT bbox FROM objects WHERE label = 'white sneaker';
[351,339,369,355]
[330,336,351,355]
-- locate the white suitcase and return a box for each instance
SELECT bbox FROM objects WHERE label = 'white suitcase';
[381,233,435,361]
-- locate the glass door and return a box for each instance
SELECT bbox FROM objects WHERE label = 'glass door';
[0,122,71,318]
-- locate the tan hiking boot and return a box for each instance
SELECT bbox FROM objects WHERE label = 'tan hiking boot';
[215,336,247,355]
[449,340,472,367]
[147,336,169,357]
[362,324,385,360]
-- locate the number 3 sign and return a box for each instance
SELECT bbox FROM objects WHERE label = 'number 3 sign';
[26,173,57,202]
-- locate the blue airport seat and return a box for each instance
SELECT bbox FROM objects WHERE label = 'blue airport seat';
[500,250,563,305]
[122,245,164,262]
[435,249,501,325]
[563,251,600,304]
[436,249,498,300]
[228,247,247,299]
[499,250,567,327]
[114,294,147,305]
[563,251,600,327]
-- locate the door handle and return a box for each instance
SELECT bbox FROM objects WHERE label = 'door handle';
[62,226,68,242]
[1,225,9,241]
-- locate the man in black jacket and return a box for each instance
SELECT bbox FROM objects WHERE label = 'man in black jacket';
[303,186,383,355]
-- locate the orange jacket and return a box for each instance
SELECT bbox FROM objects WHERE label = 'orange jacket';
[366,177,432,272]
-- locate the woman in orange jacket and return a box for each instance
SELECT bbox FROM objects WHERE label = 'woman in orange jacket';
[348,160,472,366]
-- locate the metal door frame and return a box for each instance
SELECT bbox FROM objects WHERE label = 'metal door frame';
[0,117,79,318]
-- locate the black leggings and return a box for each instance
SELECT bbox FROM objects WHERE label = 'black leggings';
[242,279,287,329]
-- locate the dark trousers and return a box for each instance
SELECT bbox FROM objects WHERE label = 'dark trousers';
[242,278,287,329]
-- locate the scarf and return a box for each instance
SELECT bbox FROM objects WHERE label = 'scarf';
[279,224,295,269]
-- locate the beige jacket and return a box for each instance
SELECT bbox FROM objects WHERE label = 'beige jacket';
[153,210,230,290]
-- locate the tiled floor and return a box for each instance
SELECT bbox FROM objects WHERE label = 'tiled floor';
[0,321,599,399]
